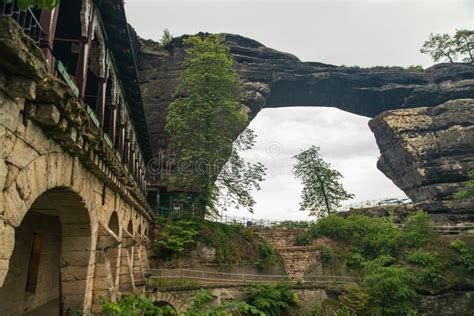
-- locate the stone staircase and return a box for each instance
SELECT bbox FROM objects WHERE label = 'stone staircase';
[253,228,320,281]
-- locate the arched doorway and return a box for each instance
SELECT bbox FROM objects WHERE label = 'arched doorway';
[0,188,92,315]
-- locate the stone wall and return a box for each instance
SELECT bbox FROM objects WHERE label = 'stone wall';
[254,228,320,281]
[0,17,153,314]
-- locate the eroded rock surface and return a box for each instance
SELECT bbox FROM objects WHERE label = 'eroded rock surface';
[369,99,474,212]
[130,30,474,156]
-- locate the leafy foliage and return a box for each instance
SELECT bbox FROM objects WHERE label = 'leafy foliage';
[421,30,474,63]
[13,0,59,9]
[244,283,298,316]
[184,289,263,316]
[216,129,266,213]
[159,219,199,255]
[454,170,474,199]
[313,215,403,259]
[101,294,176,316]
[338,283,368,314]
[257,239,278,269]
[450,239,474,271]
[403,210,434,247]
[362,256,417,315]
[321,245,334,262]
[293,145,354,217]
[160,28,173,47]
[405,250,436,267]
[165,34,265,216]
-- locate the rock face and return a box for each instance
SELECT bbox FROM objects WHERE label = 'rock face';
[369,99,474,212]
[130,31,474,156]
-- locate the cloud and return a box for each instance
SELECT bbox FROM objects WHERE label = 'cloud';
[223,107,406,221]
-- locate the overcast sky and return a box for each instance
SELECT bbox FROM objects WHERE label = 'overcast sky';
[126,1,473,221]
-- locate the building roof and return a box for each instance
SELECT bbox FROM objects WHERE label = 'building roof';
[98,0,152,161]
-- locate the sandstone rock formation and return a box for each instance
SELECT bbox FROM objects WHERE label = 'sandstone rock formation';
[369,99,474,214]
[130,30,474,156]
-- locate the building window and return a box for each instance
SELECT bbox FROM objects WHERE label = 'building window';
[25,233,42,293]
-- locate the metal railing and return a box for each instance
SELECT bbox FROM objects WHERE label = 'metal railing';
[1,0,44,44]
[150,268,359,285]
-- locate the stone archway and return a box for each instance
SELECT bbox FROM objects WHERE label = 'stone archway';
[0,187,94,315]
[0,153,99,314]
[150,291,185,314]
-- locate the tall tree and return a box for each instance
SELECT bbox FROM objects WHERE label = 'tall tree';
[293,145,353,217]
[454,30,474,63]
[165,34,264,215]
[420,33,457,63]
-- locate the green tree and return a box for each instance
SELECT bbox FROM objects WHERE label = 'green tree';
[14,0,59,9]
[216,129,266,213]
[420,33,457,63]
[160,28,173,47]
[403,210,434,247]
[362,256,417,315]
[338,283,368,315]
[244,283,298,316]
[454,30,474,63]
[454,170,474,199]
[293,145,354,217]
[165,34,264,215]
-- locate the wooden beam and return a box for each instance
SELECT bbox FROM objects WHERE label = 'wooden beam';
[75,9,95,102]
[39,7,59,74]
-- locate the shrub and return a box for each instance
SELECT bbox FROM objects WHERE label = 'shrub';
[419,266,444,286]
[403,210,433,247]
[334,307,355,316]
[159,219,199,255]
[338,283,368,314]
[296,231,311,246]
[321,245,334,262]
[405,250,436,267]
[101,294,176,316]
[258,239,278,269]
[450,239,474,271]
[245,282,298,316]
[362,257,417,315]
[314,215,403,259]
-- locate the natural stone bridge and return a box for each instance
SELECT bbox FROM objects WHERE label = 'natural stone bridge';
[134,32,474,217]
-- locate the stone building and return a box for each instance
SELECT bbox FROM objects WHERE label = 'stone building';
[0,0,154,314]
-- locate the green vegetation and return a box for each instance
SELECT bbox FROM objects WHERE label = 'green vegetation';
[14,0,59,9]
[403,210,433,247]
[165,34,265,216]
[158,219,199,255]
[244,283,298,316]
[102,283,297,315]
[450,239,474,271]
[421,30,474,63]
[338,283,368,315]
[160,29,173,47]
[101,294,176,316]
[257,239,278,269]
[296,211,474,314]
[155,217,282,267]
[293,145,354,217]
[454,170,474,199]
[362,256,417,315]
